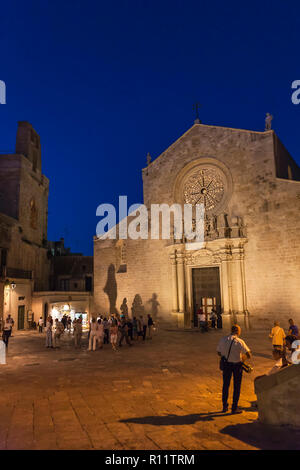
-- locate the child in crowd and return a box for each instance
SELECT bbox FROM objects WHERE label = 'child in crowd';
[110,321,118,351]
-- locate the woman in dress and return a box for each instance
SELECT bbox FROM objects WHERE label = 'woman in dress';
[96,318,104,349]
[88,317,98,351]
[110,321,118,351]
[45,316,53,348]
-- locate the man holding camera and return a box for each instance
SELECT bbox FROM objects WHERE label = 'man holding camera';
[217,324,251,414]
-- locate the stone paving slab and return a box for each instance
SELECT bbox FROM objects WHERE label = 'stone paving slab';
[0,327,300,450]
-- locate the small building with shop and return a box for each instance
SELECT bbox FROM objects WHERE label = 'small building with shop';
[0,122,93,330]
[32,291,92,328]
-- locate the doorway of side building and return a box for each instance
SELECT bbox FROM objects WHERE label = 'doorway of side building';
[18,305,25,330]
[192,267,221,327]
[44,303,48,325]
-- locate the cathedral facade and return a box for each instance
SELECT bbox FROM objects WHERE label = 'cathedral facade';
[95,122,300,327]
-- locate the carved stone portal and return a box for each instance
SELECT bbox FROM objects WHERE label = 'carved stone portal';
[168,237,248,327]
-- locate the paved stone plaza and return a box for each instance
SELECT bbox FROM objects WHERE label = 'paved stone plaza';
[1,323,300,450]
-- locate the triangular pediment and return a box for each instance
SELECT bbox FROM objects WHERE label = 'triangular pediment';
[143,122,269,171]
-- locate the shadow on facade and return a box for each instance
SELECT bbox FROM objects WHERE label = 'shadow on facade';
[131,294,145,317]
[147,293,160,318]
[103,264,118,315]
[130,293,160,319]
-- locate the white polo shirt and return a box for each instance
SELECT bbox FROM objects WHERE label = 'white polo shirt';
[217,334,250,363]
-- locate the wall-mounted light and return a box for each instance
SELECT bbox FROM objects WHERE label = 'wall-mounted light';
[4,280,16,290]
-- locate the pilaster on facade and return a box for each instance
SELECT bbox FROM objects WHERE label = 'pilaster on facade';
[169,251,178,313]
[176,249,186,314]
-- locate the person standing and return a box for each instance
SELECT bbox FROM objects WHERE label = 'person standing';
[88,318,98,351]
[7,314,15,337]
[288,318,299,339]
[283,335,300,364]
[126,317,133,341]
[139,315,147,341]
[38,316,43,333]
[55,318,64,347]
[196,306,203,329]
[147,314,154,339]
[132,317,138,340]
[119,318,132,347]
[269,321,286,351]
[5,314,14,338]
[53,319,64,348]
[216,310,223,329]
[67,316,72,334]
[103,317,109,345]
[110,321,118,351]
[73,318,82,349]
[45,316,53,348]
[137,316,143,341]
[96,319,104,349]
[61,315,65,330]
[2,315,13,348]
[199,311,208,332]
[217,324,251,414]
[210,309,217,329]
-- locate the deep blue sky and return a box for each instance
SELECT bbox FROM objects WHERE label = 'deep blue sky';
[0,1,299,255]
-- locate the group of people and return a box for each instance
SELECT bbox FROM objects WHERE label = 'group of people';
[44,316,70,348]
[216,317,300,414]
[197,307,222,332]
[87,314,155,351]
[266,318,299,372]
[42,312,155,351]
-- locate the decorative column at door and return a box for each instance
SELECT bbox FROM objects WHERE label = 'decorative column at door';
[231,245,245,313]
[170,252,178,312]
[218,247,232,315]
[176,250,185,314]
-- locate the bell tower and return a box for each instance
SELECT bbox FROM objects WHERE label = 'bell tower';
[16,121,42,173]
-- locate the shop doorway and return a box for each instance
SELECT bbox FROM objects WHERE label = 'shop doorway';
[192,267,221,327]
[18,305,25,330]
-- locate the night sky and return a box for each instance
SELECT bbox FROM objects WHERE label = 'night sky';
[0,1,299,255]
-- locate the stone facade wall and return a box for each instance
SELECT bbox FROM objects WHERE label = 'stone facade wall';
[17,155,49,246]
[3,279,33,329]
[0,155,21,220]
[94,237,172,320]
[1,153,51,292]
[8,223,50,291]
